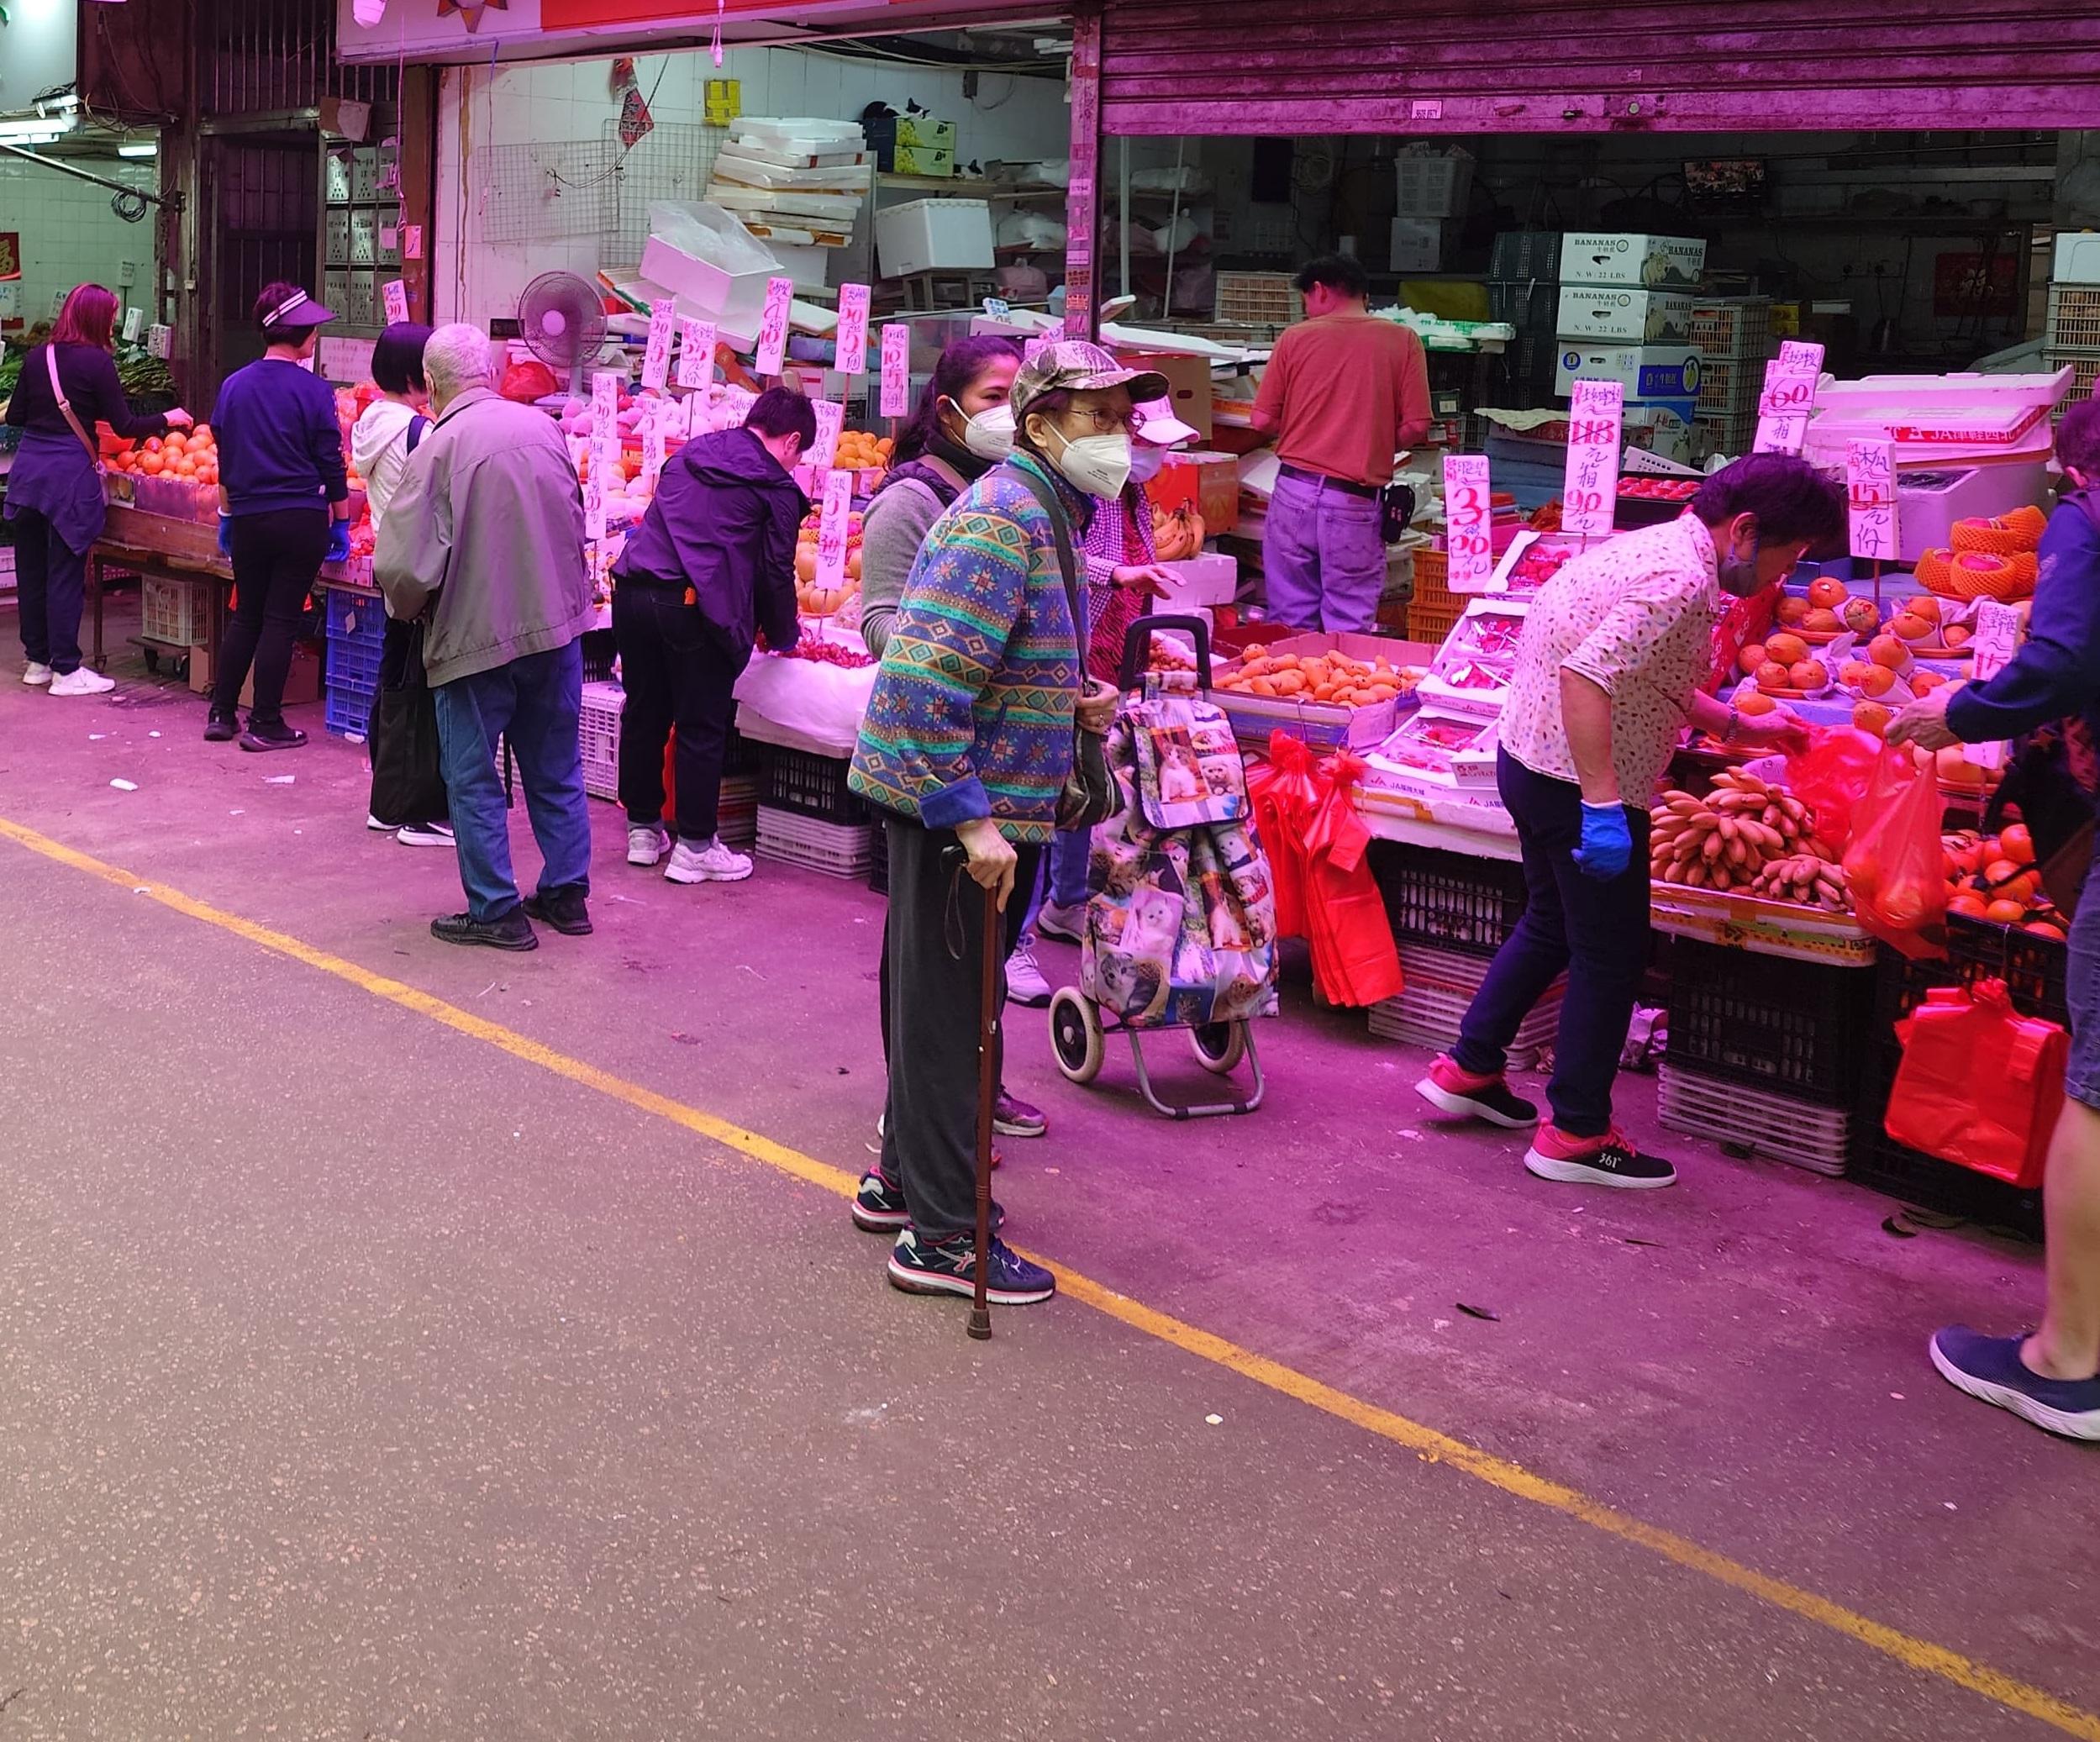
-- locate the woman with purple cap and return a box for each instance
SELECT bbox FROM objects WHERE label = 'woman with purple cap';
[203,281,351,752]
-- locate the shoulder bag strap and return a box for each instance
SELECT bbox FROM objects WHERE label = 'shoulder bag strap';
[45,346,104,472]
[1003,459,1083,641]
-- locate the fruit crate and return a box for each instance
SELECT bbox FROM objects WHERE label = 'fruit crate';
[758,743,867,825]
[1695,352,1765,418]
[1215,272,1302,327]
[718,774,758,850]
[1687,298,1773,362]
[318,584,387,653]
[324,678,375,739]
[1369,941,1562,1066]
[1663,934,1876,1107]
[1658,1062,1855,1176]
[324,631,382,694]
[867,812,890,896]
[1367,839,1530,958]
[2045,283,2100,353]
[2046,350,2100,418]
[140,575,212,646]
[1403,597,1466,645]
[755,805,875,877]
[578,680,625,803]
[1945,913,2071,1029]
[1694,407,1761,460]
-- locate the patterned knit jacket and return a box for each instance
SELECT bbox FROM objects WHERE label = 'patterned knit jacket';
[850,453,1089,842]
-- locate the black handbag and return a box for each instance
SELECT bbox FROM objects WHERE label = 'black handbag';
[1003,460,1118,831]
[366,621,449,827]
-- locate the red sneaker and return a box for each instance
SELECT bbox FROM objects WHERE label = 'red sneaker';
[1415,1055,1540,1129]
[1524,1125,1677,1189]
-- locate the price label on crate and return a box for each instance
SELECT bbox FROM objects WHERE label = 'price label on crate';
[381,279,410,325]
[641,399,667,492]
[815,467,854,595]
[834,283,871,376]
[1845,437,1900,561]
[1964,599,2024,772]
[1442,454,1497,592]
[640,297,676,392]
[146,324,173,360]
[754,275,795,376]
[676,317,717,389]
[582,474,607,542]
[1753,340,1824,455]
[809,397,844,472]
[122,306,145,343]
[879,324,912,418]
[1560,380,1624,539]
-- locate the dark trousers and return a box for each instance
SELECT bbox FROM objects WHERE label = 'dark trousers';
[12,509,88,675]
[613,583,743,840]
[880,815,1042,1239]
[213,508,329,725]
[1453,750,1651,1138]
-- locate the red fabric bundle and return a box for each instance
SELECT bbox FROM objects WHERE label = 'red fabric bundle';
[1887,978,2066,1187]
[1248,731,1317,939]
[1300,749,1403,1008]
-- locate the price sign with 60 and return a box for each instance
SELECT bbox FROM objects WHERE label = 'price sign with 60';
[1753,341,1824,455]
[1561,380,1624,538]
[1443,454,1496,592]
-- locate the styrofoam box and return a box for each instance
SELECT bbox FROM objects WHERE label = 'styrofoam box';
[876,199,994,277]
[639,234,773,331]
[1555,286,1695,346]
[1559,232,1707,289]
[2055,232,2100,283]
[1390,218,1445,273]
[1155,552,1236,607]
[1554,345,1702,401]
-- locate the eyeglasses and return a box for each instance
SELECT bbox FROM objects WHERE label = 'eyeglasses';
[1060,406,1136,435]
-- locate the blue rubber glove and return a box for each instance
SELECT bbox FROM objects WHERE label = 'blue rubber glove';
[1574,802,1633,881]
[216,514,233,557]
[325,518,352,566]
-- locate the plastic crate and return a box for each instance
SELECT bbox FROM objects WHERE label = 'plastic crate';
[324,632,383,694]
[718,775,759,850]
[2046,352,2100,418]
[1687,298,1773,361]
[1663,935,1875,1107]
[1394,153,1471,218]
[1367,839,1529,958]
[724,717,760,779]
[1658,1063,1855,1177]
[2045,283,2100,353]
[1404,597,1466,645]
[578,680,625,803]
[1488,231,1561,285]
[141,575,212,646]
[1848,1132,2044,1236]
[1944,913,2071,1028]
[1693,407,1761,460]
[318,585,387,652]
[1695,352,1765,417]
[755,805,875,877]
[758,743,867,824]
[324,679,376,739]
[1370,941,1562,1063]
[1215,272,1302,327]
[868,812,890,895]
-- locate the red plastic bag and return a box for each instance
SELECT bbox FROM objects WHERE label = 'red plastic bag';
[1248,732,1318,939]
[1783,725,1881,850]
[1886,979,2066,1186]
[1302,749,1403,1008]
[501,358,559,403]
[1842,746,1948,960]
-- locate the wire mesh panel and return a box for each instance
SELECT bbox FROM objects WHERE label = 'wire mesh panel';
[602,122,729,266]
[478,139,623,245]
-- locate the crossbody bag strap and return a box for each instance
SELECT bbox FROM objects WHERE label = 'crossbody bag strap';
[45,346,104,471]
[1003,459,1083,642]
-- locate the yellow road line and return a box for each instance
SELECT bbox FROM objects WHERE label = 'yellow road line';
[4,810,2096,1741]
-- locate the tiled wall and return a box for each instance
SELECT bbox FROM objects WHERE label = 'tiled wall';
[434,45,1079,324]
[0,155,161,332]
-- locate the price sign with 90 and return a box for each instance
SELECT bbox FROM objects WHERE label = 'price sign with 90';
[1561,380,1624,538]
[1443,454,1497,592]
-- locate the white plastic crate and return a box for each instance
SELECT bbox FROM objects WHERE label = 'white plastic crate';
[141,575,212,646]
[579,680,625,803]
[1687,297,1773,361]
[1394,150,1472,219]
[755,804,874,877]
[1656,1063,1854,1177]
[1368,943,1565,1066]
[1214,271,1301,326]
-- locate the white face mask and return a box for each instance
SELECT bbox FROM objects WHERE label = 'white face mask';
[960,403,1015,462]
[1050,429,1134,499]
[1127,442,1170,485]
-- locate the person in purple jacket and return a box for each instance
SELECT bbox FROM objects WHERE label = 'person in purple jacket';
[1888,397,2100,1442]
[612,387,813,886]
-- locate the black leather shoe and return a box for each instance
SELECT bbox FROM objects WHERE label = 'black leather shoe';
[522,887,593,935]
[430,910,539,951]
[239,720,308,752]
[203,708,240,742]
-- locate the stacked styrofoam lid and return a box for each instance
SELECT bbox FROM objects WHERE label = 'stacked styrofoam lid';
[708,117,871,250]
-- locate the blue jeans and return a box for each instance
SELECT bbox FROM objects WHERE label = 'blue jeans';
[2066,855,2100,1111]
[433,642,592,922]
[1261,470,1387,633]
[1452,750,1651,1138]
[1020,827,1093,934]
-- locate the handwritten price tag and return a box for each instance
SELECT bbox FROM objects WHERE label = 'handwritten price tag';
[1561,380,1624,539]
[381,279,410,324]
[1965,599,2024,771]
[834,284,871,376]
[815,467,854,595]
[1845,438,1900,561]
[1753,341,1824,455]
[641,400,667,492]
[754,276,794,376]
[582,475,607,542]
[592,369,621,425]
[1442,454,1497,592]
[146,324,173,360]
[810,397,844,471]
[879,324,912,418]
[676,318,717,389]
[641,297,675,392]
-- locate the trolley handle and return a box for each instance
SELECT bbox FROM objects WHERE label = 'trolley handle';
[1118,612,1214,692]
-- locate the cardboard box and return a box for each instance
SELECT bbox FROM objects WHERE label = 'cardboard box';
[894,143,955,178]
[1554,344,1703,401]
[1559,232,1707,289]
[1555,286,1695,345]
[1389,218,1445,273]
[874,197,992,276]
[1210,631,1421,752]
[1148,450,1239,534]
[895,114,956,150]
[1123,350,1213,442]
[188,639,321,707]
[1155,552,1237,608]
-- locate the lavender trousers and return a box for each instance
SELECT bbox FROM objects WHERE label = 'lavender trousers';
[1261,470,1388,633]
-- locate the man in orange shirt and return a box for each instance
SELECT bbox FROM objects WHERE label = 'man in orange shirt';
[1250,255,1432,631]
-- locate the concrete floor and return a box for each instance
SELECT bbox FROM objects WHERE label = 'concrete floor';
[1,606,2097,1741]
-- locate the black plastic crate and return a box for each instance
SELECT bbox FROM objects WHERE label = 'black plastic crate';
[1849,1134,2044,1239]
[580,626,618,684]
[1945,913,2071,1029]
[867,813,890,897]
[724,713,760,780]
[758,743,866,825]
[1367,839,1529,958]
[1663,936,1875,1107]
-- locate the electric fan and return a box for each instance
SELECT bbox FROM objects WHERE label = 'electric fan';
[518,270,608,397]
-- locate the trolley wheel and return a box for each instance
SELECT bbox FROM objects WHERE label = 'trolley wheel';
[142,647,161,675]
[1190,1020,1248,1075]
[1050,986,1106,1085]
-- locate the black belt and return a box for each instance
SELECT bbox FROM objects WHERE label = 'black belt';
[1279,463,1380,498]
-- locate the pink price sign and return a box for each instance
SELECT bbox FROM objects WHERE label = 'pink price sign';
[640,297,675,392]
[879,324,911,418]
[381,279,410,324]
[1845,437,1900,561]
[834,284,871,376]
[582,476,606,543]
[1442,454,1496,592]
[815,468,855,595]
[641,401,667,492]
[1753,342,1824,455]
[810,398,844,471]
[1964,599,2024,772]
[754,276,795,376]
[1560,380,1624,538]
[676,318,717,389]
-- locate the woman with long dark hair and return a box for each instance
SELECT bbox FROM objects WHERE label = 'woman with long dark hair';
[3,283,192,694]
[203,281,349,751]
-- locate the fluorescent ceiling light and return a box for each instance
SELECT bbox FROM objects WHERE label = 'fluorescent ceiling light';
[0,114,76,140]
[0,129,66,146]
[117,142,157,157]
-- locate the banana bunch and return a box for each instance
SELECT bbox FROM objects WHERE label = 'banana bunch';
[1648,770,1827,894]
[1749,853,1850,911]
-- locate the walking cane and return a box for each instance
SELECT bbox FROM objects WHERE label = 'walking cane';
[968,875,1002,1341]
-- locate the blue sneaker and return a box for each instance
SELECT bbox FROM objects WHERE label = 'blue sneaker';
[852,1172,1003,1236]
[887,1228,1055,1304]
[1929,1326,2100,1442]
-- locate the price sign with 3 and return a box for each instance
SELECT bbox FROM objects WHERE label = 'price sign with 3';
[1443,454,1497,592]
[815,468,855,593]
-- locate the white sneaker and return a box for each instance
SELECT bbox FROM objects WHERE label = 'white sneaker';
[367,812,393,832]
[396,819,456,849]
[48,666,114,697]
[666,837,754,884]
[1006,943,1052,1007]
[627,823,671,866]
[1035,899,1087,945]
[21,662,53,687]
